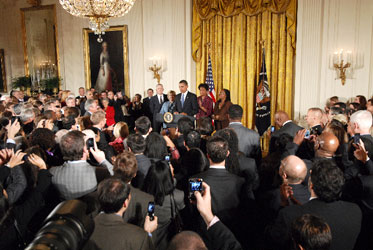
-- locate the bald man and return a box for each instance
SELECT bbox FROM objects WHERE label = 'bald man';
[269,111,303,153]
[314,132,340,158]
[279,155,311,204]
[306,108,324,135]
[167,231,207,250]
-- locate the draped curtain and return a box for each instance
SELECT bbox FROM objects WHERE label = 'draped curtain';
[192,0,297,130]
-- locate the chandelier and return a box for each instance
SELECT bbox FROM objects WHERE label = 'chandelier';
[59,0,136,42]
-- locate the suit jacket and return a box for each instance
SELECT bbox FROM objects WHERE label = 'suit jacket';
[192,168,246,224]
[123,185,154,227]
[149,94,168,115]
[269,121,303,153]
[229,122,262,165]
[268,198,362,250]
[49,160,113,200]
[175,91,199,116]
[132,154,152,189]
[90,213,154,250]
[208,220,243,250]
[142,97,152,118]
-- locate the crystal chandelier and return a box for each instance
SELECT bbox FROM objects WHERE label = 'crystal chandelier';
[59,0,136,42]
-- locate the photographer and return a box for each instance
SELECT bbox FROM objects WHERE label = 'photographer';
[0,151,51,249]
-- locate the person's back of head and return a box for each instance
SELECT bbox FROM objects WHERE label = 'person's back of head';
[135,116,151,136]
[64,107,81,118]
[127,133,146,154]
[177,117,194,135]
[185,130,201,149]
[206,136,229,165]
[280,155,307,184]
[114,151,138,183]
[13,103,24,116]
[60,130,85,161]
[214,128,239,153]
[291,214,332,250]
[274,111,290,127]
[90,110,106,126]
[167,231,207,250]
[197,117,214,136]
[97,178,131,214]
[20,108,35,123]
[349,110,372,133]
[144,132,168,159]
[315,132,339,157]
[143,160,174,206]
[84,99,96,112]
[182,148,209,176]
[30,128,56,151]
[228,104,243,121]
[113,122,129,139]
[310,158,344,202]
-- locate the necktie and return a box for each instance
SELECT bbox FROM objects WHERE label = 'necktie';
[159,95,163,104]
[181,94,185,108]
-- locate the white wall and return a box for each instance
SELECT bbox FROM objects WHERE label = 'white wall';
[0,0,194,97]
[294,0,373,119]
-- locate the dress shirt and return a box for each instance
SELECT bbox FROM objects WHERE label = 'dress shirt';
[209,165,226,169]
[282,120,292,126]
[158,94,164,104]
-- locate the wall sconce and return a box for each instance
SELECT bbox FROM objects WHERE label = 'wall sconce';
[148,56,166,84]
[329,49,364,85]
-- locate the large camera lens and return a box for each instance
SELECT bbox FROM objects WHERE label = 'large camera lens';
[26,200,94,250]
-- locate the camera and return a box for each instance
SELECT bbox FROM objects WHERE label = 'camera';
[354,133,360,145]
[26,200,94,250]
[164,154,171,164]
[270,126,275,133]
[304,129,311,139]
[188,178,203,200]
[86,138,95,150]
[147,202,155,221]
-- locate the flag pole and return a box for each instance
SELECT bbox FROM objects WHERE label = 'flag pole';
[259,40,265,153]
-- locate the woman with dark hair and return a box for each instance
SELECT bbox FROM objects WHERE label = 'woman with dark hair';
[212,89,232,130]
[197,117,214,154]
[144,132,169,160]
[142,160,185,250]
[196,83,213,121]
[324,123,349,171]
[355,95,367,110]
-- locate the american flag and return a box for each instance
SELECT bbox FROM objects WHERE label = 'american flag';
[205,55,216,103]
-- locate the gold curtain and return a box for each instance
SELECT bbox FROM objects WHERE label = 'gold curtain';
[192,0,297,132]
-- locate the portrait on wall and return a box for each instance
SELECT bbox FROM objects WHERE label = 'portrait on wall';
[83,26,130,95]
[0,49,7,92]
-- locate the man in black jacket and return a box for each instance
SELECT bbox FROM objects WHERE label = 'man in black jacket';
[142,88,154,124]
[149,84,168,132]
[175,80,198,117]
[268,158,362,250]
[269,110,303,153]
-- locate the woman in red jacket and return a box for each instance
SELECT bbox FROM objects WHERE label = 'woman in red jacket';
[102,98,115,126]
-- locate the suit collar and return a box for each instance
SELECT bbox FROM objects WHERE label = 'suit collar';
[96,213,124,224]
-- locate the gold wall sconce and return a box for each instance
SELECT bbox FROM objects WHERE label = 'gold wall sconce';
[329,49,364,85]
[148,56,166,83]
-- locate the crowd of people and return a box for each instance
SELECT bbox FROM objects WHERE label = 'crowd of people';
[0,81,372,250]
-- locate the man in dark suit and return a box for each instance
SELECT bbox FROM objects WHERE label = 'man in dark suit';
[91,110,115,161]
[175,80,198,117]
[112,150,154,228]
[269,110,303,153]
[149,84,168,132]
[267,158,362,250]
[89,178,157,250]
[83,99,99,117]
[127,133,152,189]
[80,90,94,115]
[192,136,247,248]
[228,104,261,166]
[142,88,154,124]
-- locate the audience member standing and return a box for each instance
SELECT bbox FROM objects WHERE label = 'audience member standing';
[143,88,154,124]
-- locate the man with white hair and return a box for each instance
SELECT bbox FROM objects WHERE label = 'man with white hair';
[348,110,373,161]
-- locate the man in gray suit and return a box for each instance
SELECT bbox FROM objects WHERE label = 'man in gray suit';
[90,178,157,250]
[228,104,262,165]
[49,130,114,200]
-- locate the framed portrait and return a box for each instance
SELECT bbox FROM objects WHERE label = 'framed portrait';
[0,49,7,92]
[83,26,130,95]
